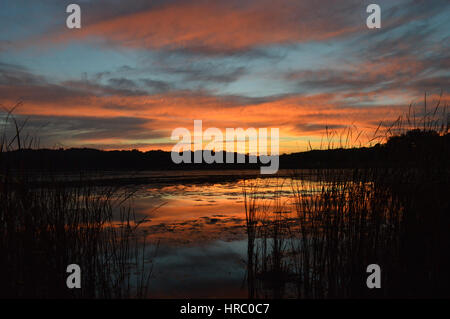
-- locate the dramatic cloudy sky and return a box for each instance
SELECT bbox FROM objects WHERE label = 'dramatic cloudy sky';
[0,0,448,152]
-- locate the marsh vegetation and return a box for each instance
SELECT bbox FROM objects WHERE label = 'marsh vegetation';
[0,106,155,298]
[244,98,449,298]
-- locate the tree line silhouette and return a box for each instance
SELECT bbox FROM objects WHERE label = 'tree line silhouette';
[1,129,448,171]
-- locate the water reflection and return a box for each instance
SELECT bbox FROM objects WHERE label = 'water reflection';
[148,240,248,298]
[125,170,321,297]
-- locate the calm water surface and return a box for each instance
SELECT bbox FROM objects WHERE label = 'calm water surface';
[108,169,322,298]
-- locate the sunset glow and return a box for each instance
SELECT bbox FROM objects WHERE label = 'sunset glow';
[1,0,448,152]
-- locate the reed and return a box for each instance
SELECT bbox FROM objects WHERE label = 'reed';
[0,105,155,298]
[244,95,449,298]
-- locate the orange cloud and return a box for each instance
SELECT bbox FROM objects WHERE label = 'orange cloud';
[41,0,359,53]
[2,84,435,153]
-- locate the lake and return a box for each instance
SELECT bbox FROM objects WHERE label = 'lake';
[103,169,322,298]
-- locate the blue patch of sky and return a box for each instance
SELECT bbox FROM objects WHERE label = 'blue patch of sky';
[219,40,356,98]
[0,43,141,83]
[0,1,63,41]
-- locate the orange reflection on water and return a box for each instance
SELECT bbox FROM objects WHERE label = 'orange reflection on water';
[129,175,322,244]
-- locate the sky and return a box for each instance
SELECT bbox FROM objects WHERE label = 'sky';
[0,0,449,153]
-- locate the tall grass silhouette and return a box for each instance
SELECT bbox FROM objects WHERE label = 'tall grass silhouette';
[0,103,156,298]
[244,95,449,298]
